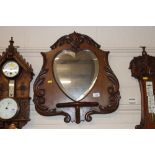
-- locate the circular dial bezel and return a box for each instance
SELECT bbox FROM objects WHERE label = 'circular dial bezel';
[0,98,19,120]
[2,60,20,78]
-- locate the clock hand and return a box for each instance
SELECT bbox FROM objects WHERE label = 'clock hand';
[5,102,10,109]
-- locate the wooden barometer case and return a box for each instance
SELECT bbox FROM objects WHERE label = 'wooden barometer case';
[0,38,34,129]
[130,47,155,129]
[34,32,120,124]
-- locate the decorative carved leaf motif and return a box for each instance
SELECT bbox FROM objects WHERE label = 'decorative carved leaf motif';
[53,50,99,101]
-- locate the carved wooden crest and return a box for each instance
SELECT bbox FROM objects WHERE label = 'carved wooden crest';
[33,32,120,124]
[130,47,155,128]
[0,38,34,129]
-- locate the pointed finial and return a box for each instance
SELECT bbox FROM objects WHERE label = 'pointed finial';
[72,31,78,36]
[70,31,78,40]
[140,46,147,55]
[9,37,14,46]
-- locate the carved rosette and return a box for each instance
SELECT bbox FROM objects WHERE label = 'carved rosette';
[50,31,101,51]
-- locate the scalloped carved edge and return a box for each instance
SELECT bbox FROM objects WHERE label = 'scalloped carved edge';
[33,53,71,123]
[85,52,121,122]
[104,53,120,112]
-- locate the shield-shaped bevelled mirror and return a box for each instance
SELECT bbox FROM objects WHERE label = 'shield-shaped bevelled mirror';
[53,49,99,101]
[33,32,120,124]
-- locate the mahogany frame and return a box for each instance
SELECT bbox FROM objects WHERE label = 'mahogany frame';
[130,47,155,129]
[33,32,120,124]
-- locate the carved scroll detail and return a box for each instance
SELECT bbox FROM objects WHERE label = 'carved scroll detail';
[85,53,121,122]
[33,68,48,112]
[33,69,71,122]
[33,53,71,123]
[104,57,120,112]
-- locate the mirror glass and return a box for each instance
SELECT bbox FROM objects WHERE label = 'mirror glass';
[53,49,99,101]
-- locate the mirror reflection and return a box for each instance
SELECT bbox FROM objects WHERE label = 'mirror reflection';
[53,49,99,101]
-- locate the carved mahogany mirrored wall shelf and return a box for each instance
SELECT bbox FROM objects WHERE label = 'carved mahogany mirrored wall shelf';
[0,38,34,129]
[130,47,155,129]
[33,32,121,124]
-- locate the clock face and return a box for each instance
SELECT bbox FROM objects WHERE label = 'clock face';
[2,61,19,78]
[0,98,19,120]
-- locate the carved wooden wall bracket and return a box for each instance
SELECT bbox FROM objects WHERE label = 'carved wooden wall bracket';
[33,32,120,124]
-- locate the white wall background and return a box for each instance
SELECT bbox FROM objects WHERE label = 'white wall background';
[0,26,155,128]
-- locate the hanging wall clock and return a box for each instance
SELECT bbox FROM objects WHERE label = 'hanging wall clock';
[33,32,120,124]
[0,37,34,129]
[130,47,155,129]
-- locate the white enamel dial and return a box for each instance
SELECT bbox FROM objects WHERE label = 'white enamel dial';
[2,61,19,78]
[0,98,19,120]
